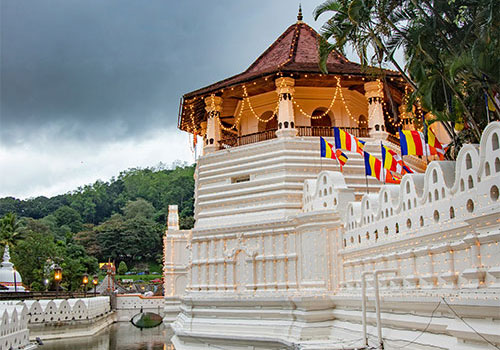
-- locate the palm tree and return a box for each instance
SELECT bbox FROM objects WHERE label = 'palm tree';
[314,0,498,147]
[0,212,24,248]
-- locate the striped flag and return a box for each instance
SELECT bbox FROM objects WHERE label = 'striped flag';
[320,137,336,159]
[334,127,366,155]
[399,130,426,156]
[364,151,401,184]
[336,149,348,171]
[381,144,414,175]
[425,126,445,160]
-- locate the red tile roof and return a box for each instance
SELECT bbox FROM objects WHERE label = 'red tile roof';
[183,21,399,98]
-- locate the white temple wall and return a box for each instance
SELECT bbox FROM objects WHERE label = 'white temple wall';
[340,122,500,292]
[170,116,499,349]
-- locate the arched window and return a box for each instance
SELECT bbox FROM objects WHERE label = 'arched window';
[311,108,333,127]
[465,154,472,170]
[468,175,474,189]
[493,133,499,150]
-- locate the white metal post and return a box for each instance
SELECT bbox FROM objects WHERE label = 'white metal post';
[373,269,398,349]
[361,271,371,347]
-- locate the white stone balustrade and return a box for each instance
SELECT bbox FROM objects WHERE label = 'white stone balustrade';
[341,122,500,291]
[0,302,30,350]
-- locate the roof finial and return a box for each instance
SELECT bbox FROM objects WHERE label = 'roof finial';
[297,4,303,22]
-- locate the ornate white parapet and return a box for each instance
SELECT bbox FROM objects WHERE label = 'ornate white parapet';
[275,77,297,138]
[204,95,223,154]
[364,80,388,139]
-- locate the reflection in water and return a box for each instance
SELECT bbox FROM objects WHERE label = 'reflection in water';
[43,323,175,350]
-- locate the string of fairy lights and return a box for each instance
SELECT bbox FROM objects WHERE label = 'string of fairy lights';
[183,73,416,143]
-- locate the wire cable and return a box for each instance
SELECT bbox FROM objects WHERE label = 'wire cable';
[382,300,441,349]
[441,297,500,350]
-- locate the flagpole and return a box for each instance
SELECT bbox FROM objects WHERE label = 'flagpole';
[333,142,342,173]
[365,175,369,194]
[381,141,386,184]
[422,117,430,165]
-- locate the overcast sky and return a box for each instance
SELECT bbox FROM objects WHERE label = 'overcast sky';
[0,1,364,199]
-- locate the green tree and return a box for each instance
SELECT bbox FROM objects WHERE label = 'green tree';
[0,212,24,247]
[54,206,83,233]
[118,261,128,275]
[10,219,57,287]
[314,0,499,150]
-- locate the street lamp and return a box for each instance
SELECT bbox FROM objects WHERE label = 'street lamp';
[82,273,89,298]
[92,275,98,297]
[54,265,62,298]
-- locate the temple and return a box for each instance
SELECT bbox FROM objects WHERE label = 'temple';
[164,12,500,350]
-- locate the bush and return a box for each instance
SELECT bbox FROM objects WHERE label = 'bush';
[117,261,128,275]
[30,281,44,291]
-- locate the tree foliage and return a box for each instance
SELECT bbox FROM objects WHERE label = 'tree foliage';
[0,163,196,291]
[314,0,499,152]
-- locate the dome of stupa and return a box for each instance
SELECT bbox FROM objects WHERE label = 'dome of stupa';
[0,245,25,292]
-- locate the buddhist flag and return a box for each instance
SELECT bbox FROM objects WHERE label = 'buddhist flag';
[399,130,426,156]
[381,144,414,175]
[334,127,366,155]
[364,151,401,184]
[320,137,336,159]
[425,126,445,160]
[336,149,348,171]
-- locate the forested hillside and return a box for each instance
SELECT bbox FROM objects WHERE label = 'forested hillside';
[0,163,195,291]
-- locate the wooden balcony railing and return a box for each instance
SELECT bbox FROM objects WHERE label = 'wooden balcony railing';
[296,126,370,138]
[218,126,373,150]
[219,129,277,149]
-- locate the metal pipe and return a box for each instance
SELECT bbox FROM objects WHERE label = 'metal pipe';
[373,269,398,349]
[361,271,372,347]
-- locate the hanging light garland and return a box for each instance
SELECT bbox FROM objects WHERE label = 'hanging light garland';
[242,84,280,123]
[208,93,243,132]
[290,76,359,124]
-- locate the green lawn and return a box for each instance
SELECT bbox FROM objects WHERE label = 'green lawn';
[116,274,162,282]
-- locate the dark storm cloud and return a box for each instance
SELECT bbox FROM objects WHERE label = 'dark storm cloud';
[1,0,311,146]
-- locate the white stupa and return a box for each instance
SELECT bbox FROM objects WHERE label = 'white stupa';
[0,245,26,292]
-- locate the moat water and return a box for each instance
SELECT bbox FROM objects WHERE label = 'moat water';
[42,323,175,350]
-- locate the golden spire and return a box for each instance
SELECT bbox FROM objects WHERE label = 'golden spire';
[297,4,303,22]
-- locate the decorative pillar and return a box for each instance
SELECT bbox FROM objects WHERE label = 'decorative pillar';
[167,205,179,230]
[204,95,223,154]
[275,77,297,138]
[402,250,419,288]
[420,249,438,289]
[462,234,486,288]
[364,80,388,139]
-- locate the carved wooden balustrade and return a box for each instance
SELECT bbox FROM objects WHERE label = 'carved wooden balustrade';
[218,126,378,150]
